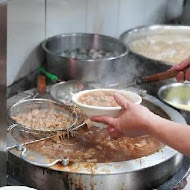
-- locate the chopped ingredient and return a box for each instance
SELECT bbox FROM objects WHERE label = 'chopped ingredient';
[12,108,71,131]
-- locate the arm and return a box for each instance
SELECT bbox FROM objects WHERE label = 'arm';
[146,114,190,157]
[92,93,190,157]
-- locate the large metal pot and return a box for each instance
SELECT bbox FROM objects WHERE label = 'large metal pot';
[42,33,128,83]
[120,25,190,67]
[7,91,187,190]
[119,25,190,96]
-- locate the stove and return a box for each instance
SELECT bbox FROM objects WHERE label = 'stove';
[157,156,190,190]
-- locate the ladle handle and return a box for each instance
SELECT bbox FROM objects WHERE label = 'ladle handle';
[142,70,178,83]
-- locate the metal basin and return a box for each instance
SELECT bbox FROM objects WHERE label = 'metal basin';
[42,33,128,83]
[158,83,190,112]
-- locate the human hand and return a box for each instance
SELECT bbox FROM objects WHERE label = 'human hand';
[170,56,190,82]
[91,93,156,138]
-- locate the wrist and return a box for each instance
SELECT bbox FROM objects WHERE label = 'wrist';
[141,112,160,134]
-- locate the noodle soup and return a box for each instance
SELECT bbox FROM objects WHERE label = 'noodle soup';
[72,89,142,128]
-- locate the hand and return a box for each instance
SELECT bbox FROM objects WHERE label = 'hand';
[170,56,190,82]
[91,93,156,138]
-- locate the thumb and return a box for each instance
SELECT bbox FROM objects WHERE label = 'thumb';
[114,92,132,109]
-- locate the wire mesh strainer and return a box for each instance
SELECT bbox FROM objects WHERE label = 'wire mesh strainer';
[9,99,77,134]
[50,80,93,105]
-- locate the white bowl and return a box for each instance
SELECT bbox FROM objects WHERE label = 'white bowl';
[72,89,142,128]
[0,187,36,190]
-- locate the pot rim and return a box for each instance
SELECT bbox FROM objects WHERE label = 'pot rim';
[41,32,128,62]
[120,24,190,66]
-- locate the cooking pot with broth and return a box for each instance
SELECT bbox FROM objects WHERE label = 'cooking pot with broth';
[119,25,190,96]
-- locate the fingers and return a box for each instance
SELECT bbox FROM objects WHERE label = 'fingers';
[91,116,117,127]
[176,71,185,82]
[114,93,132,109]
[170,56,190,71]
[185,67,190,81]
[107,126,122,139]
[176,67,190,81]
[170,56,190,81]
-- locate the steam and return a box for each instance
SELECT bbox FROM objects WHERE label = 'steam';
[95,54,143,89]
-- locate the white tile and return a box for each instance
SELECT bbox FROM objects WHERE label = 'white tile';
[46,0,87,37]
[144,0,167,24]
[86,0,119,37]
[7,0,45,86]
[118,0,145,37]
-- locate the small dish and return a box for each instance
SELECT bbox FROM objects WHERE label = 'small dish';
[72,89,142,128]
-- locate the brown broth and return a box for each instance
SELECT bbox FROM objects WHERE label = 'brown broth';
[78,91,134,107]
[26,126,163,163]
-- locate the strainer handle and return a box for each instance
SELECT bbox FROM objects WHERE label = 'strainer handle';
[7,123,18,132]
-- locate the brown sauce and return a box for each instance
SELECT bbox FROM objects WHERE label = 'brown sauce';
[26,126,163,163]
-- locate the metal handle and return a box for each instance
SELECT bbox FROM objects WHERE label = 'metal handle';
[7,134,56,151]
[20,147,62,167]
[70,122,86,131]
[7,123,18,132]
[20,147,70,167]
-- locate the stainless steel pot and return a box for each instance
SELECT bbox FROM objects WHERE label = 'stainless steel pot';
[120,25,190,67]
[42,33,128,83]
[119,25,190,96]
[7,90,187,190]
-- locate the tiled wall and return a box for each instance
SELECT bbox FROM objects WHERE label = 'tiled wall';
[7,0,183,86]
[46,0,169,38]
[7,0,45,86]
[46,0,87,37]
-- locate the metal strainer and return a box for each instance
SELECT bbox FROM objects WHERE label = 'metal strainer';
[9,99,77,134]
[50,80,93,105]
